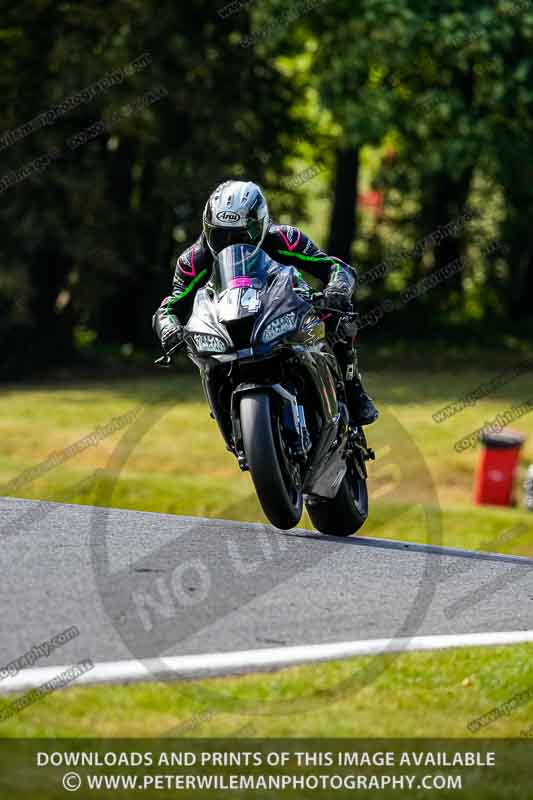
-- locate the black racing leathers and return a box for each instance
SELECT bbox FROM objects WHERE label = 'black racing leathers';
[153,223,356,345]
[152,224,377,423]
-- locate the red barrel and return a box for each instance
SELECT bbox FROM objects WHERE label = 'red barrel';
[474,430,525,507]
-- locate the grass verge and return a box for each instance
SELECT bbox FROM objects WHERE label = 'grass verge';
[0,644,532,737]
[1,369,532,554]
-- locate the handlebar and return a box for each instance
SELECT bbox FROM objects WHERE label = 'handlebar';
[154,292,357,367]
[294,288,357,317]
[154,339,185,367]
[316,305,358,317]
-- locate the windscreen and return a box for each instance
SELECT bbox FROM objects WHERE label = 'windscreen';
[213,245,273,292]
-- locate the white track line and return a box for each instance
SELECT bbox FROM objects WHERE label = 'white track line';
[2,630,533,695]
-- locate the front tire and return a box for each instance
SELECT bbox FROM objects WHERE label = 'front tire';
[306,464,368,537]
[240,392,303,530]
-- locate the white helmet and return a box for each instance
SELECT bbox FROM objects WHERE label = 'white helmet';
[203,180,270,257]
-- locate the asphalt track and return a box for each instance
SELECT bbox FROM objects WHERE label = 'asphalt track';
[1,497,533,687]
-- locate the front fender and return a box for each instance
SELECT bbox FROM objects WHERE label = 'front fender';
[230,383,302,464]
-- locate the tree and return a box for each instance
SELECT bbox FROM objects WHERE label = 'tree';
[0,0,304,376]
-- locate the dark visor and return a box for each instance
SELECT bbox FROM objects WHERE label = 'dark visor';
[205,224,259,255]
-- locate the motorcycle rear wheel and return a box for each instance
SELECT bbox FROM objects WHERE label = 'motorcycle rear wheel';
[240,392,303,530]
[306,463,368,537]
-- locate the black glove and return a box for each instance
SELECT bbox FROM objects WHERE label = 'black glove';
[339,316,358,338]
[160,320,183,354]
[324,287,352,312]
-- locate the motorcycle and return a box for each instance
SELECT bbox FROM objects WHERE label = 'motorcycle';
[156,244,374,535]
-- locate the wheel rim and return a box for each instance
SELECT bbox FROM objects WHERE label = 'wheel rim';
[348,460,368,517]
[274,413,302,512]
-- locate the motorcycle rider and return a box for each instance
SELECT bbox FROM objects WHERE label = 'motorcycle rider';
[153,180,378,426]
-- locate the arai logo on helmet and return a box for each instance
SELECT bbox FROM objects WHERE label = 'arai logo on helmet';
[216,210,241,224]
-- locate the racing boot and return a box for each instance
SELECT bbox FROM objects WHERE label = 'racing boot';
[345,349,379,426]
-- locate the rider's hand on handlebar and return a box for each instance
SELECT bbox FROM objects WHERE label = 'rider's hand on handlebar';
[161,321,183,354]
[323,288,353,313]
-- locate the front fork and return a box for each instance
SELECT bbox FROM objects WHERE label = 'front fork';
[230,383,312,472]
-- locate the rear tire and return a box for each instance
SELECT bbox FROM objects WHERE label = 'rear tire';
[306,465,368,537]
[240,392,303,530]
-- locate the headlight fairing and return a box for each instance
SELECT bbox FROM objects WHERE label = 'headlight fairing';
[261,312,298,344]
[192,334,228,353]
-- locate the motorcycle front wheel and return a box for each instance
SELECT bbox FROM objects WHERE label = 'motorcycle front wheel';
[240,392,303,530]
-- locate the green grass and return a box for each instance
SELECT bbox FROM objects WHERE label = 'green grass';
[2,367,533,740]
[1,644,532,738]
[2,367,533,553]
